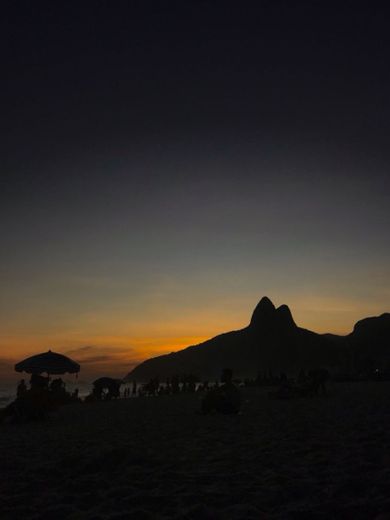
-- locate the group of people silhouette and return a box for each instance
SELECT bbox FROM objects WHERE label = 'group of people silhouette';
[270,368,329,399]
[137,374,199,397]
[201,368,241,414]
[1,365,330,423]
[1,374,80,423]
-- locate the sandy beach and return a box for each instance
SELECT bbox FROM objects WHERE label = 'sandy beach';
[1,382,390,519]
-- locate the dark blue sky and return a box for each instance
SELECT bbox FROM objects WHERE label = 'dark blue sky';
[1,1,389,372]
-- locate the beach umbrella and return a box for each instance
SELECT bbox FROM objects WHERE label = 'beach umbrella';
[15,350,80,376]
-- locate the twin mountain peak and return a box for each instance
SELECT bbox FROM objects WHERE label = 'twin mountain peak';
[127,296,390,381]
[249,296,296,330]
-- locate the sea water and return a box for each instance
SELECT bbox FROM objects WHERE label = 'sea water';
[0,379,93,407]
[0,379,140,407]
[0,383,16,407]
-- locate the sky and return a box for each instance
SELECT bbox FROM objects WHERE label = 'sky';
[1,1,390,382]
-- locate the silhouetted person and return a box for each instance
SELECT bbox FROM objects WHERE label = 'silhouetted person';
[186,374,197,393]
[2,390,52,423]
[92,386,103,400]
[107,381,121,399]
[3,375,54,422]
[50,378,65,392]
[308,368,329,395]
[132,381,137,396]
[255,371,263,386]
[17,379,27,398]
[171,376,180,394]
[297,369,307,385]
[272,372,295,399]
[279,372,288,386]
[201,368,241,414]
[48,377,69,404]
[30,373,49,391]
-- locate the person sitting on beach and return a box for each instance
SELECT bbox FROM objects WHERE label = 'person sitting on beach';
[201,368,241,414]
[268,372,296,399]
[2,389,53,423]
[48,377,72,404]
[17,379,27,399]
[50,378,65,392]
[279,372,289,386]
[2,377,54,423]
[30,373,49,392]
[307,368,329,396]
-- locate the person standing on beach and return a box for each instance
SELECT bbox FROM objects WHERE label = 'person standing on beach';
[17,379,27,398]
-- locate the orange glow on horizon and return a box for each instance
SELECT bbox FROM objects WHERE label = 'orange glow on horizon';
[1,294,388,383]
[0,334,212,383]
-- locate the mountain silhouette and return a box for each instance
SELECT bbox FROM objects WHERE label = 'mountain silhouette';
[126,297,390,381]
[347,313,390,370]
[249,297,296,330]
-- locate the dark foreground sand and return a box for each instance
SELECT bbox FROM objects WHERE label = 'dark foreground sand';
[1,382,390,520]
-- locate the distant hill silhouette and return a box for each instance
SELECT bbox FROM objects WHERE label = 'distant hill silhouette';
[347,313,390,371]
[126,297,390,381]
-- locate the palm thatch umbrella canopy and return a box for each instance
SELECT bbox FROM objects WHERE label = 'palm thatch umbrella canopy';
[15,350,80,376]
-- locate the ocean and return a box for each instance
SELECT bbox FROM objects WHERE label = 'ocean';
[0,379,140,407]
[0,384,17,407]
[0,379,93,407]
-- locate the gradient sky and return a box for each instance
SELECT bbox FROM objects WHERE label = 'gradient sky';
[1,2,389,381]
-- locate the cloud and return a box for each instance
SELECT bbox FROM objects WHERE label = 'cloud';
[63,345,94,355]
[0,347,141,383]
[0,357,18,382]
[64,345,132,358]
[79,355,115,364]
[62,345,141,371]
